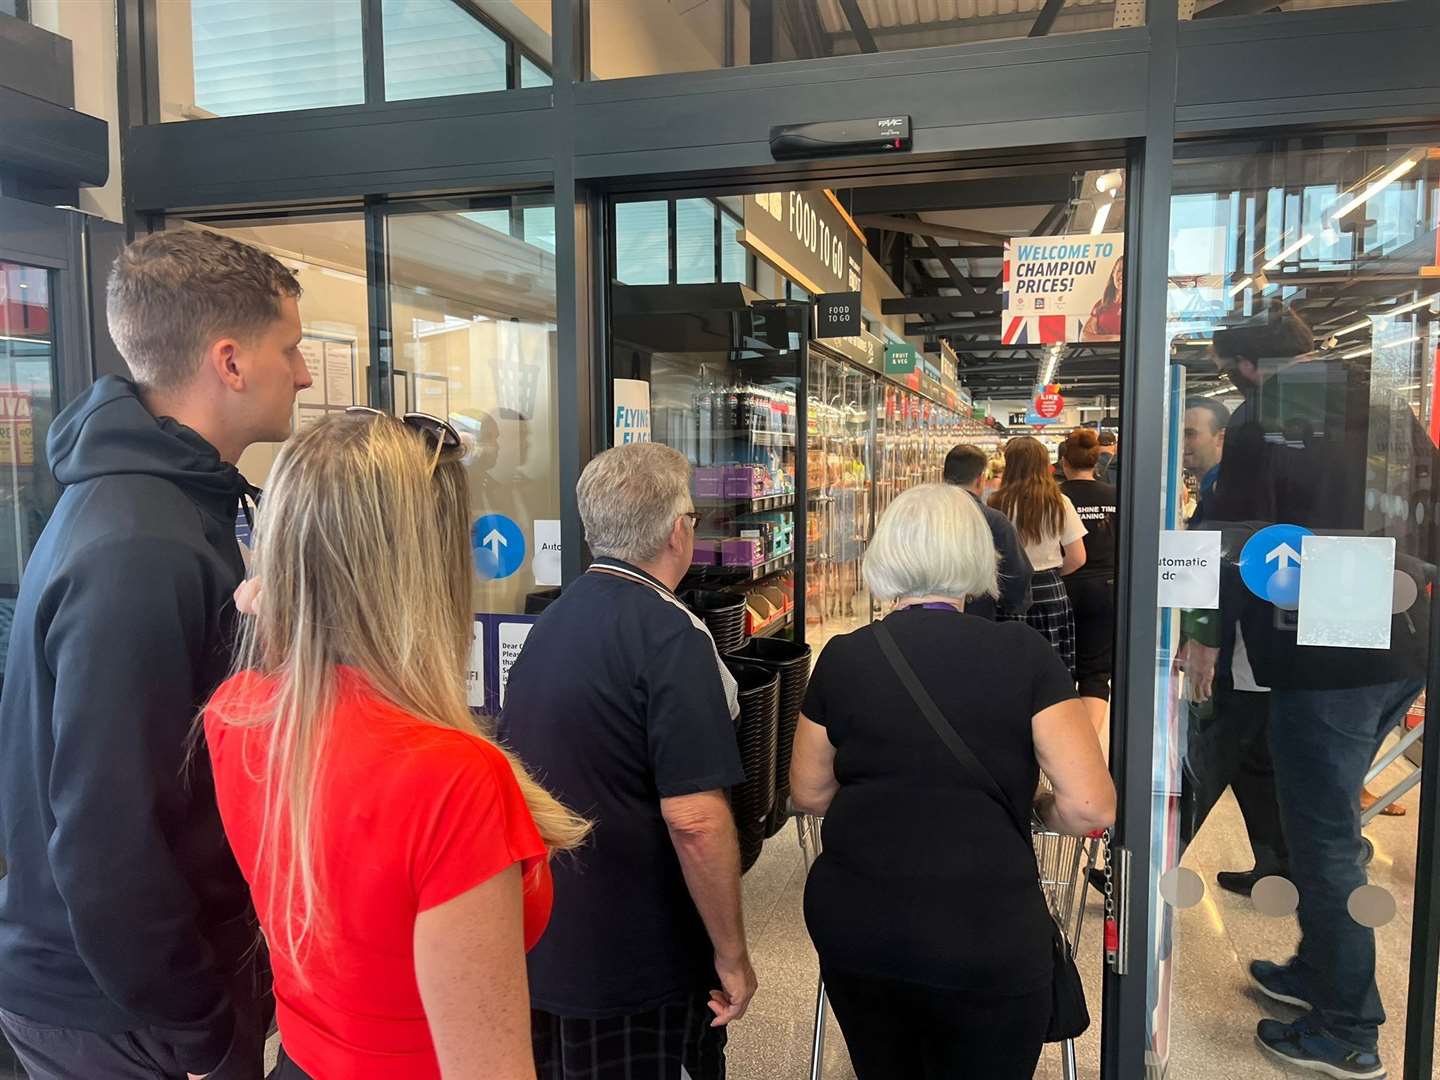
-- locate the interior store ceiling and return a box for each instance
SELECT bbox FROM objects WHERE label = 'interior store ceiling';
[843,168,1123,401]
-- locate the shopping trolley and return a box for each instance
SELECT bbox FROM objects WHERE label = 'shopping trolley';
[795,812,1102,1080]
[1033,825,1104,1080]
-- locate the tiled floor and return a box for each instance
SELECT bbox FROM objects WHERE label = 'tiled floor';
[2,744,1422,1080]
[727,731,1424,1080]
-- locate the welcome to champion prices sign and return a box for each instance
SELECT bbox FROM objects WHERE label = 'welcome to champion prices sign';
[1002,232,1125,345]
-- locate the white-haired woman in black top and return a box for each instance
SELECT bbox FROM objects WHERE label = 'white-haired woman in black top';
[789,483,1114,1080]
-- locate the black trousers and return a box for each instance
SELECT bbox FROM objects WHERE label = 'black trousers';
[1066,573,1115,701]
[0,1008,271,1080]
[1181,684,1289,874]
[822,971,1049,1080]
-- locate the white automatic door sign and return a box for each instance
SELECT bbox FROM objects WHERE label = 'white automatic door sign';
[1158,530,1221,609]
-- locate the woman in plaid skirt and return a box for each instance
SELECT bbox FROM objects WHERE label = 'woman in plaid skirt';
[989,436,1088,675]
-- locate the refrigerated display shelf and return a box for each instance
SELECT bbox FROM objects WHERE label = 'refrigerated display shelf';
[696,494,795,513]
[749,553,795,581]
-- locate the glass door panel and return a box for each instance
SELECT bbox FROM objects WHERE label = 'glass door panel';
[1150,129,1440,1079]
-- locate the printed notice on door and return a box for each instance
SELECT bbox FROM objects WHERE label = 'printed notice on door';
[497,621,534,708]
[1158,530,1220,609]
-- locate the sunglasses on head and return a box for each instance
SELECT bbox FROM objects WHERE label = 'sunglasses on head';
[345,406,463,454]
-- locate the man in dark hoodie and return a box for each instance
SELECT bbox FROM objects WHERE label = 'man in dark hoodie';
[1209,302,1431,1079]
[0,230,312,1079]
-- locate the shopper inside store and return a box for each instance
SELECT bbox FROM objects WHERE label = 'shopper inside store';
[5,2,1440,1078]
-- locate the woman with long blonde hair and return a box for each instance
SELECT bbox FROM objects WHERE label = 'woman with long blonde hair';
[205,411,589,1080]
[989,435,1087,674]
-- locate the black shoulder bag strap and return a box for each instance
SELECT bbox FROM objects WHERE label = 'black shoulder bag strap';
[873,618,1090,1041]
[873,620,1031,847]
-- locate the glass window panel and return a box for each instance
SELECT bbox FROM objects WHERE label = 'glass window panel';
[522,206,556,253]
[1192,0,1395,13]
[165,216,371,487]
[615,201,669,285]
[675,199,717,284]
[585,0,1144,79]
[720,211,748,284]
[520,54,551,87]
[0,262,60,673]
[461,209,513,235]
[387,203,559,617]
[158,0,365,120]
[383,0,507,101]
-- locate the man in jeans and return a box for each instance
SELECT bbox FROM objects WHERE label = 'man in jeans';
[501,442,756,1080]
[1210,307,1430,1079]
[0,231,313,1079]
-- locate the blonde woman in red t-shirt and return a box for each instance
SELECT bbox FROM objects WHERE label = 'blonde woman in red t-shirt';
[205,412,589,1080]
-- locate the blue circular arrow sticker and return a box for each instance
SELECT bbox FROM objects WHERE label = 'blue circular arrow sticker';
[472,513,527,580]
[1239,523,1313,610]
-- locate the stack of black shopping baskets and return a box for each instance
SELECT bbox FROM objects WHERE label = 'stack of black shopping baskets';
[682,589,812,874]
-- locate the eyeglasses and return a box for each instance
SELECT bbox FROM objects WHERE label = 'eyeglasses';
[346,407,463,454]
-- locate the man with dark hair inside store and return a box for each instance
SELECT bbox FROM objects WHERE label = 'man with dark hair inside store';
[1183,397,1228,515]
[500,441,755,1080]
[943,443,1033,620]
[0,230,313,1079]
[1209,301,1432,1079]
[1176,395,1290,903]
[1094,429,1118,485]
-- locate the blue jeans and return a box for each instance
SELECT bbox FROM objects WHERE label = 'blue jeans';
[1268,678,1423,1052]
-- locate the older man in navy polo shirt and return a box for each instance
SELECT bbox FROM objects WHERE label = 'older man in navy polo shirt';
[500,441,754,1080]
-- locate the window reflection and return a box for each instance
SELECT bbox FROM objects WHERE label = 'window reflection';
[387,201,559,617]
[0,263,60,676]
[1159,132,1439,1078]
[584,0,1145,79]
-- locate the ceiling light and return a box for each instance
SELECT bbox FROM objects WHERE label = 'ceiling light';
[1229,276,1253,296]
[1341,345,1373,360]
[1332,154,1421,220]
[1094,170,1125,194]
[1261,233,1315,271]
[1334,317,1372,338]
[1381,293,1440,318]
[1376,334,1422,350]
[1090,201,1112,235]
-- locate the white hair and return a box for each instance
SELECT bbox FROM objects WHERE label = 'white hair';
[577,442,692,564]
[863,483,1000,604]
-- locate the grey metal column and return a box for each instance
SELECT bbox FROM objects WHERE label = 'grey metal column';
[553,0,594,584]
[1100,0,1178,1076]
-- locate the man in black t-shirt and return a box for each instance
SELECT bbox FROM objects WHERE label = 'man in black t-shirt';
[500,441,753,1080]
[942,443,1032,619]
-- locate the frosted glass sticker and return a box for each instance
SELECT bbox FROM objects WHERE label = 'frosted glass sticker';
[1296,535,1395,650]
[533,519,561,587]
[1158,530,1220,609]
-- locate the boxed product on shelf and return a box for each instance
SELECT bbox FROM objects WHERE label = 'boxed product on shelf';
[693,466,724,499]
[691,539,723,566]
[722,537,765,567]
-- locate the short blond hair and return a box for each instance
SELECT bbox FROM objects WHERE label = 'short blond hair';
[107,229,301,390]
[863,483,999,603]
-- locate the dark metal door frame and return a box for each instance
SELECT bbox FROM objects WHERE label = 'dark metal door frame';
[0,196,97,407]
